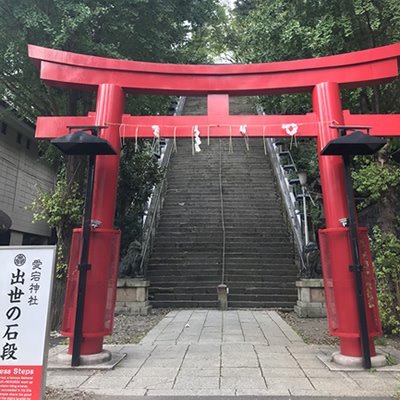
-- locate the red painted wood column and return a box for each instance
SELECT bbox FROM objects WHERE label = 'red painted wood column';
[66,84,125,356]
[313,82,377,358]
[92,84,124,226]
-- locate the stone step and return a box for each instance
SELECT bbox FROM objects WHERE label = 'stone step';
[149,285,296,295]
[226,301,295,309]
[157,221,288,228]
[149,254,294,260]
[150,292,297,302]
[150,300,295,309]
[149,262,297,276]
[145,99,296,309]
[153,240,291,247]
[150,300,220,308]
[148,262,296,269]
[149,275,296,285]
[150,280,296,289]
[153,235,290,241]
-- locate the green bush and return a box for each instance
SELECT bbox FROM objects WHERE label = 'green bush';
[370,226,400,334]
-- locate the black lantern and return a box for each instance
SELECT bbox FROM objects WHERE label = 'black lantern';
[51,126,115,367]
[321,127,386,370]
[321,129,387,156]
[51,128,116,155]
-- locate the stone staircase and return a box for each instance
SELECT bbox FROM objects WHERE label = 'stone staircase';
[146,97,297,308]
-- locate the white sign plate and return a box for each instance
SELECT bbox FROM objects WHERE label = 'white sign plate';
[0,246,56,400]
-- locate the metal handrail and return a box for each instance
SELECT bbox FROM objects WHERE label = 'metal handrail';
[137,97,186,277]
[257,107,306,272]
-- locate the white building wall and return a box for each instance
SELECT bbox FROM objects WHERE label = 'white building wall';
[0,108,55,243]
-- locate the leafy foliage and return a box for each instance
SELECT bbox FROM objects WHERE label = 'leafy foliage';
[371,227,400,334]
[352,157,400,209]
[31,174,84,277]
[115,140,164,259]
[230,0,400,333]
[0,0,226,276]
[230,0,400,219]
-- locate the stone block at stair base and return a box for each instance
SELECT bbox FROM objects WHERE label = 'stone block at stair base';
[116,278,152,315]
[294,279,326,318]
[218,284,228,310]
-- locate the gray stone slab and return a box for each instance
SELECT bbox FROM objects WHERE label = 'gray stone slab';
[118,357,148,368]
[290,389,391,397]
[177,367,220,377]
[145,388,236,396]
[152,340,177,346]
[287,344,319,353]
[80,375,132,389]
[220,376,267,389]
[188,343,220,353]
[47,369,96,378]
[222,335,245,342]
[222,343,254,352]
[221,367,262,377]
[303,367,347,378]
[309,376,360,391]
[262,367,306,377]
[90,387,147,396]
[254,344,289,354]
[236,388,290,396]
[44,311,400,398]
[89,367,139,377]
[222,357,259,368]
[268,311,303,343]
[182,358,221,368]
[150,344,188,358]
[349,375,399,392]
[142,357,183,368]
[296,358,326,369]
[134,367,179,378]
[266,376,314,391]
[46,374,92,388]
[173,376,220,389]
[126,376,174,390]
[267,336,292,345]
[121,344,155,355]
[258,354,299,368]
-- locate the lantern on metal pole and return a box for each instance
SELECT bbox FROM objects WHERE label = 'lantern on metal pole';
[321,127,386,369]
[51,126,116,367]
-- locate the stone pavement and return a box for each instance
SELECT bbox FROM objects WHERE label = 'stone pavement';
[47,310,399,398]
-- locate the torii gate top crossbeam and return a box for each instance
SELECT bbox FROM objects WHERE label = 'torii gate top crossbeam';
[28,44,400,95]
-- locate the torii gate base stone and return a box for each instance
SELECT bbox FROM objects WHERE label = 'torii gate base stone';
[29,43,400,367]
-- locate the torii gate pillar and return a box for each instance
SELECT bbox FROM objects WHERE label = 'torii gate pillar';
[63,84,125,356]
[314,82,381,360]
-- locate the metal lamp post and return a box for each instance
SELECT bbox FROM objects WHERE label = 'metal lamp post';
[321,127,386,369]
[51,126,116,367]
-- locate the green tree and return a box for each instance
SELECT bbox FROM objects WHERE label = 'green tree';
[0,0,226,271]
[229,0,400,332]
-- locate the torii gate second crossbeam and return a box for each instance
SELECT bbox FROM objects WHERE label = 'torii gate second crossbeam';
[29,43,400,367]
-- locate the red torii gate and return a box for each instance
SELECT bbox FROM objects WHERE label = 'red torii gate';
[29,43,400,365]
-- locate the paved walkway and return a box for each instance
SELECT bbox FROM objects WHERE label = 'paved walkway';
[48,310,399,398]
